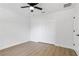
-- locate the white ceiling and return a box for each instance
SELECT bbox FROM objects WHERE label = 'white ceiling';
[0,3,76,17]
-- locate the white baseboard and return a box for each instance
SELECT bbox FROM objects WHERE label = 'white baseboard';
[54,43,74,49]
[74,49,79,56]
[31,40,74,49]
[0,40,29,50]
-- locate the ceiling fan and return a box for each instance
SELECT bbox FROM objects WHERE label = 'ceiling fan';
[21,3,43,12]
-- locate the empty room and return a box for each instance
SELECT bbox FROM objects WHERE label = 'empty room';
[0,3,79,56]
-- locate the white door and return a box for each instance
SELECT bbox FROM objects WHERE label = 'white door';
[73,11,79,55]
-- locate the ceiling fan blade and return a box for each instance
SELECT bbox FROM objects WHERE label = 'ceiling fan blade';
[21,6,29,8]
[34,6,42,10]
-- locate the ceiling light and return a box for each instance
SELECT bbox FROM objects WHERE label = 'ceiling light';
[29,6,34,12]
[30,6,34,10]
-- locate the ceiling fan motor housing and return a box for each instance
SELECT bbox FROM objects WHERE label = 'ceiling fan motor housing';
[28,3,39,6]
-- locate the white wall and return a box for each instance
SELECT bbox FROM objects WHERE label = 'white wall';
[0,8,30,50]
[30,8,74,49]
[0,3,75,50]
[30,14,56,44]
[55,9,74,49]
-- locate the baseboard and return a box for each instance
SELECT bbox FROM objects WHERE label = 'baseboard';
[0,40,29,50]
[31,40,74,49]
[54,43,74,49]
[74,49,79,56]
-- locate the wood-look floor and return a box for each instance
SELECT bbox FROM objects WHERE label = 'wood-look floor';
[0,41,77,56]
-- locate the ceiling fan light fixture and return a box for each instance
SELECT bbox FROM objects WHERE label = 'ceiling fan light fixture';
[31,10,34,12]
[30,6,34,10]
[21,3,43,12]
[29,6,34,12]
